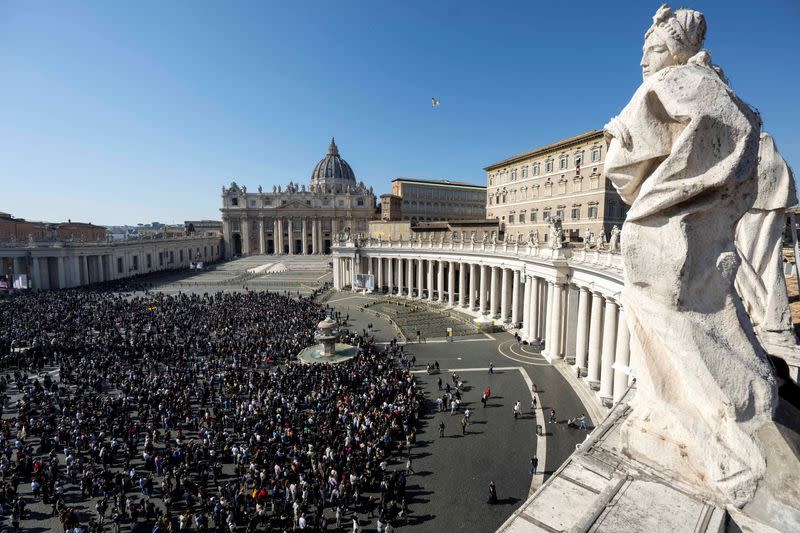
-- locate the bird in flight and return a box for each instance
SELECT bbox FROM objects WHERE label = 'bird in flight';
[431,97,440,108]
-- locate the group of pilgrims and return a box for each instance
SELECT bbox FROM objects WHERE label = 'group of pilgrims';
[0,285,422,532]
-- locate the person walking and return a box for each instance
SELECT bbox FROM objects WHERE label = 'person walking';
[460,416,467,435]
[513,401,522,419]
[487,481,498,505]
[405,457,415,475]
[463,408,471,425]
[549,409,557,424]
[530,456,539,476]
[488,362,494,374]
[438,420,446,438]
[437,376,442,391]
[531,396,537,411]
[481,392,487,408]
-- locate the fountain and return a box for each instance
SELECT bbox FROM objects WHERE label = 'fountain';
[297,316,358,364]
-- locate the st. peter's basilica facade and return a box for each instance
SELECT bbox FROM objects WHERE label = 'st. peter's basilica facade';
[221,138,376,257]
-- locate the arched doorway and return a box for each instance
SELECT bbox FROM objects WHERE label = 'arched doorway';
[232,233,242,256]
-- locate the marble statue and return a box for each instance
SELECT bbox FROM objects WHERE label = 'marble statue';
[258,185,262,194]
[604,4,799,518]
[583,228,593,248]
[273,185,277,193]
[735,133,798,348]
[548,217,563,249]
[482,233,488,244]
[470,231,476,242]
[609,225,621,251]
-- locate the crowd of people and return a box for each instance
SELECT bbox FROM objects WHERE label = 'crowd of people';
[0,288,422,532]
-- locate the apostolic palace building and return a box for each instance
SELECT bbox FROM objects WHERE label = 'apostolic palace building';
[220,138,376,257]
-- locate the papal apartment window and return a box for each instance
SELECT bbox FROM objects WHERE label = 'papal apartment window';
[571,207,581,220]
[522,166,528,178]
[558,180,567,194]
[545,161,553,173]
[573,178,582,193]
[543,208,551,220]
[591,148,601,162]
[519,213,526,223]
[544,183,552,197]
[556,208,565,219]
[530,211,537,222]
[559,157,568,170]
[509,214,515,224]
[511,170,517,181]
[591,176,600,190]
[231,198,239,206]
[588,206,598,219]
[575,154,583,167]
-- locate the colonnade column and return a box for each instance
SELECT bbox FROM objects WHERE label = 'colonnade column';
[511,269,521,325]
[543,281,555,349]
[459,262,467,308]
[543,283,563,361]
[529,277,540,340]
[574,287,591,376]
[80,256,89,285]
[396,258,404,296]
[612,306,632,404]
[427,260,435,302]
[448,260,456,306]
[302,218,308,255]
[469,264,478,310]
[387,258,394,294]
[437,261,445,302]
[417,259,425,299]
[57,257,67,289]
[522,275,532,339]
[586,292,605,390]
[333,257,341,289]
[599,298,619,404]
[288,219,295,255]
[500,268,510,322]
[490,266,500,318]
[259,219,265,254]
[376,258,384,290]
[479,265,489,315]
[406,259,414,298]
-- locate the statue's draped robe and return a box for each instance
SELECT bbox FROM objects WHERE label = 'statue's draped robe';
[604,63,776,506]
[735,133,797,343]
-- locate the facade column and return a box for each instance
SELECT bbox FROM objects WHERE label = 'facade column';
[377,257,384,290]
[273,219,280,254]
[448,260,456,306]
[586,292,605,390]
[613,306,632,404]
[437,260,445,302]
[529,277,540,340]
[242,218,251,255]
[276,219,283,254]
[302,218,308,255]
[287,219,294,255]
[459,262,467,307]
[427,260,435,302]
[417,258,425,299]
[500,268,510,322]
[469,263,478,310]
[574,287,591,375]
[544,283,564,361]
[511,269,521,325]
[490,266,500,318]
[259,219,265,254]
[406,259,414,298]
[522,275,532,340]
[387,258,394,294]
[311,218,318,254]
[599,298,619,404]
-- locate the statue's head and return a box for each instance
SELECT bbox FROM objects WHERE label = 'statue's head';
[642,4,706,79]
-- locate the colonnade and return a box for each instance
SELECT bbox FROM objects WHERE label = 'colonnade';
[333,252,633,406]
[0,236,222,291]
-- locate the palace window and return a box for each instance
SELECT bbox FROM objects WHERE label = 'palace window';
[508,214,515,224]
[588,205,598,219]
[532,163,540,176]
[519,212,526,224]
[530,210,538,223]
[559,156,568,170]
[545,160,553,173]
[544,182,552,197]
[571,206,581,220]
[558,178,567,195]
[556,207,565,219]
[511,170,517,181]
[543,208,551,220]
[573,177,583,192]
[263,198,272,206]
[574,154,583,167]
[532,185,539,198]
[590,176,600,190]
[521,166,528,178]
[591,147,601,162]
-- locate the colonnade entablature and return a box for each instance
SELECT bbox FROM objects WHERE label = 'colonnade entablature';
[331,235,633,407]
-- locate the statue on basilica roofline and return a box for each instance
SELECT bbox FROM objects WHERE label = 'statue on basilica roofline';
[548,217,563,249]
[603,3,799,520]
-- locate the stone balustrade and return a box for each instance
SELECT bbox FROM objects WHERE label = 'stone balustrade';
[332,235,631,407]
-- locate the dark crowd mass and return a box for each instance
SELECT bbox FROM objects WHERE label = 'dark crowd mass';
[0,289,422,532]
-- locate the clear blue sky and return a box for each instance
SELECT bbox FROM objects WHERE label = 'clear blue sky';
[1,0,798,225]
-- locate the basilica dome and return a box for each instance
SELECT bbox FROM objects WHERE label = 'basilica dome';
[310,138,357,191]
